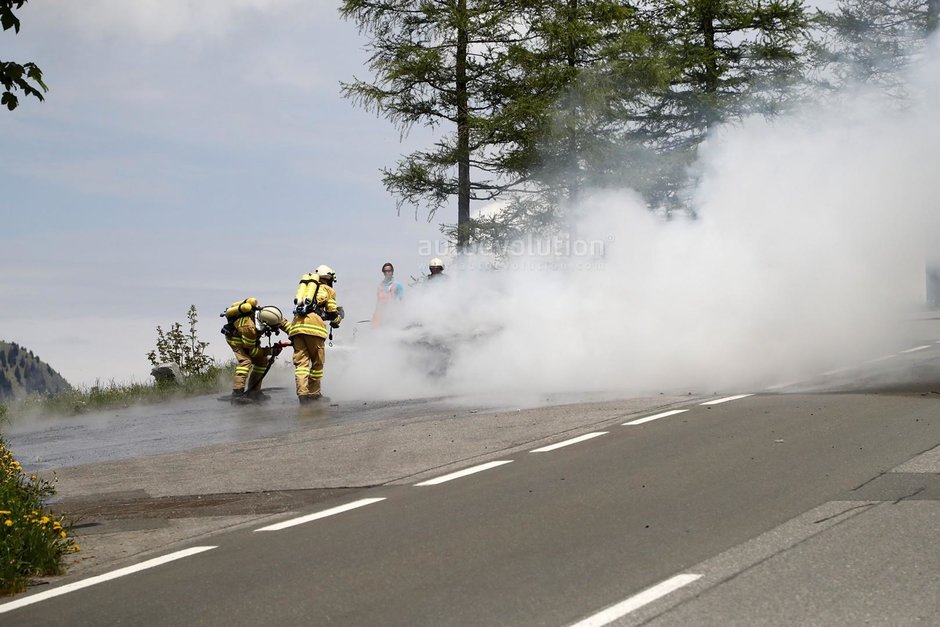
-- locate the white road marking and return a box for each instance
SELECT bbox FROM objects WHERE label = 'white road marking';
[864,354,897,363]
[0,546,217,614]
[821,367,852,376]
[569,573,702,627]
[700,394,753,406]
[414,460,513,486]
[623,409,688,426]
[901,345,931,353]
[764,381,798,390]
[254,498,386,531]
[530,432,608,452]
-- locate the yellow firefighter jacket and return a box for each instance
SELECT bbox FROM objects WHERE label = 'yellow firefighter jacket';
[226,314,264,358]
[287,280,343,340]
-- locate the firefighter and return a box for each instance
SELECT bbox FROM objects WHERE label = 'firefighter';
[222,298,286,402]
[287,265,344,403]
[428,258,447,280]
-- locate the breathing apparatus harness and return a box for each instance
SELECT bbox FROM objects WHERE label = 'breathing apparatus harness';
[220,298,258,337]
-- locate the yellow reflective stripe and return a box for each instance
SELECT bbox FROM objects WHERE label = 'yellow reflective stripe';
[288,325,327,338]
[310,370,323,378]
[235,366,250,374]
[294,367,311,376]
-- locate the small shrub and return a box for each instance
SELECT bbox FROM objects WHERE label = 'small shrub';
[146,305,214,377]
[0,437,78,596]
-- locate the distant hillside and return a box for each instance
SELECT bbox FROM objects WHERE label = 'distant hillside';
[0,341,72,402]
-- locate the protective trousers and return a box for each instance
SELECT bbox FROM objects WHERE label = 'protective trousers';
[232,346,268,392]
[291,334,325,398]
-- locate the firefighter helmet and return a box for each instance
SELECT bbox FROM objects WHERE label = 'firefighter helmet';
[429,258,444,270]
[258,306,283,329]
[316,265,336,284]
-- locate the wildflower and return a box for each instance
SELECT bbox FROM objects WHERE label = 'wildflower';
[59,530,67,538]
[4,520,12,527]
[0,510,9,515]
[40,516,50,525]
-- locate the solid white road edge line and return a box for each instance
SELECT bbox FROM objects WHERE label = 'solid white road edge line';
[0,546,217,614]
[255,498,386,531]
[623,409,688,426]
[414,460,513,486]
[569,573,702,627]
[901,345,931,353]
[864,354,897,363]
[530,432,608,452]
[700,394,753,406]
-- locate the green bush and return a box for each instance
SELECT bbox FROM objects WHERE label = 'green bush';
[146,305,214,377]
[0,437,77,596]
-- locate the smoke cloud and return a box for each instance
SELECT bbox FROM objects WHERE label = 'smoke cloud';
[329,37,940,404]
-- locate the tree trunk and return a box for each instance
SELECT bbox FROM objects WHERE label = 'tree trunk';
[699,0,719,127]
[928,0,939,34]
[456,0,471,251]
[566,0,581,210]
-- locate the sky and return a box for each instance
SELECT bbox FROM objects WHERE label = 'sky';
[2,2,939,403]
[1,1,443,388]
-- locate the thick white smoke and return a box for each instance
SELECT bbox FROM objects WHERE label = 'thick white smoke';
[329,38,940,404]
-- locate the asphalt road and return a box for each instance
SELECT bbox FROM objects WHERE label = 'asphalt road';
[5,389,940,624]
[4,312,940,625]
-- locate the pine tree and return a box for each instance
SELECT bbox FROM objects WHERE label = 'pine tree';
[628,0,812,212]
[496,1,666,224]
[341,0,544,249]
[818,0,939,98]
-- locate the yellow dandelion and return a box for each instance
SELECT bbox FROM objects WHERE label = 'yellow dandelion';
[40,516,50,525]
[0,510,9,515]
[4,520,12,527]
[59,530,67,538]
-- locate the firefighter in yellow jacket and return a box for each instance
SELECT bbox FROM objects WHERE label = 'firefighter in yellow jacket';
[287,265,344,403]
[222,298,287,402]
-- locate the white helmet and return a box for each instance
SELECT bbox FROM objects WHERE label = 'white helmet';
[316,264,337,283]
[258,306,283,328]
[429,258,444,270]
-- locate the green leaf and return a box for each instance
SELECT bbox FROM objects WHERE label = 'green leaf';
[1,91,18,111]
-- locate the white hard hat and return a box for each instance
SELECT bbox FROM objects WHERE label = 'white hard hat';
[316,265,337,282]
[429,258,444,269]
[258,306,283,328]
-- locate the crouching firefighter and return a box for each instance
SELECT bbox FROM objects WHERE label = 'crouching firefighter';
[287,265,344,404]
[221,298,289,403]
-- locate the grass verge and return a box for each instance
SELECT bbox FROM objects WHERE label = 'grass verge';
[0,363,234,419]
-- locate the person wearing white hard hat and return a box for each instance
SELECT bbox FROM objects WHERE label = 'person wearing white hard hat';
[428,258,447,280]
[286,265,345,403]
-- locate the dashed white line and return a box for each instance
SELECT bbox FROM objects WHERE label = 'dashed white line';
[414,460,513,486]
[530,432,608,452]
[901,345,931,353]
[623,409,688,426]
[700,394,753,406]
[255,498,386,531]
[821,367,852,376]
[0,546,217,614]
[569,573,702,627]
